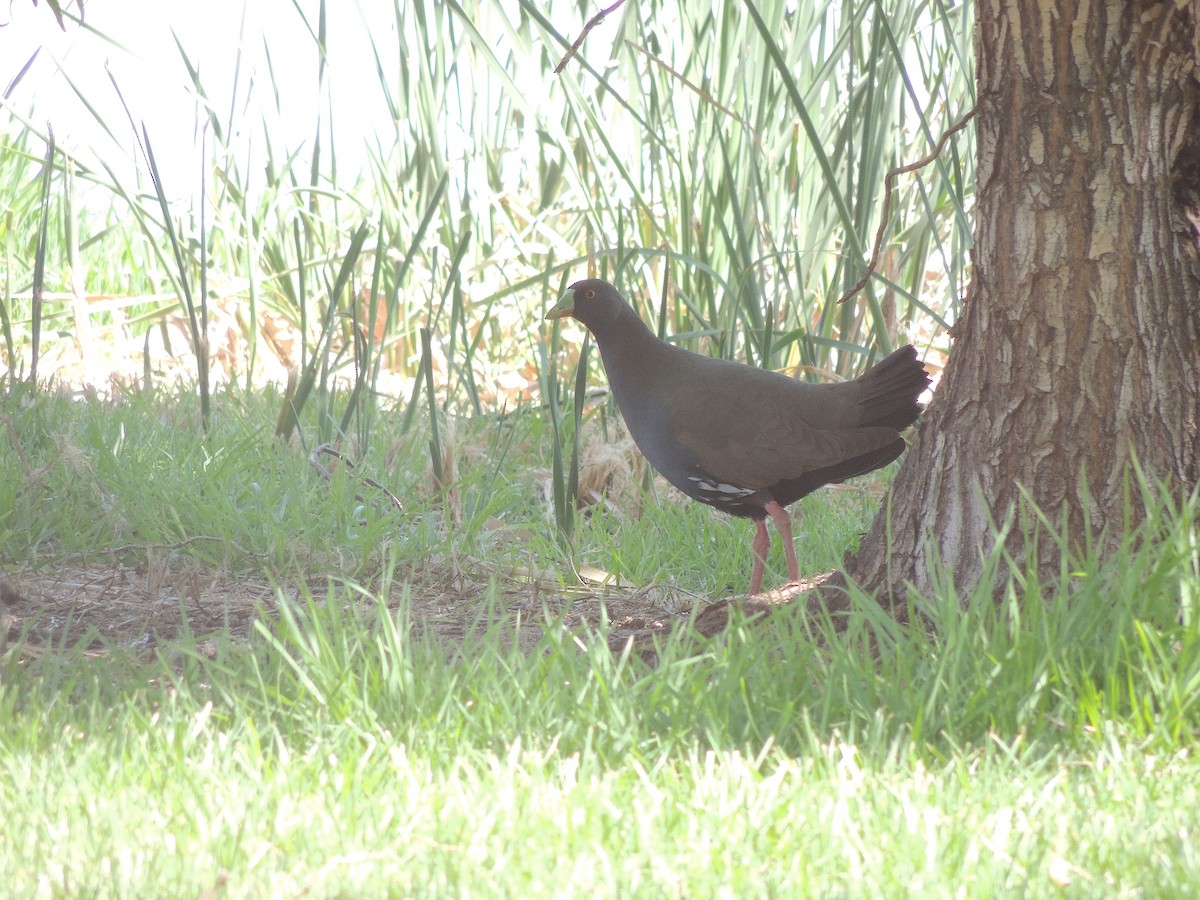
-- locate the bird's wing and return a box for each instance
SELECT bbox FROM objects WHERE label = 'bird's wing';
[661,359,904,490]
[674,415,904,490]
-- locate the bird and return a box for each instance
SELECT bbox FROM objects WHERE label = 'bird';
[546,278,931,595]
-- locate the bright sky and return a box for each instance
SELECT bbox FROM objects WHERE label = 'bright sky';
[2,0,398,199]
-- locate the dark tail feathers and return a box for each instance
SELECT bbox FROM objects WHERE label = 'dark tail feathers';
[854,345,931,430]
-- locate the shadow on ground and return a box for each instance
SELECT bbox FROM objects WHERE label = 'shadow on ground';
[0,563,819,664]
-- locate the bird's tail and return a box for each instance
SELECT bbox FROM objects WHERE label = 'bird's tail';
[853,345,931,430]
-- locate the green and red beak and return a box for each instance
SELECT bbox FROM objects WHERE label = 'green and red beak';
[545,287,576,320]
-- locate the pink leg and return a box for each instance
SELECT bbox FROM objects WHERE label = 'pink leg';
[748,518,771,595]
[764,500,799,585]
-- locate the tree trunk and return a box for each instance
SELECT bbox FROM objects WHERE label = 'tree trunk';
[844,0,1200,603]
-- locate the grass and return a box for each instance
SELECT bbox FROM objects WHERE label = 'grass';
[2,387,1200,895]
[3,1,1198,894]
[4,666,1199,896]
[0,383,877,590]
[2,0,971,400]
[2,0,972,567]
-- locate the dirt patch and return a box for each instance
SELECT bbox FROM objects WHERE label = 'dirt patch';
[0,561,790,663]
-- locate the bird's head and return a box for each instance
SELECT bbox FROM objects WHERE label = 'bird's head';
[546,279,628,332]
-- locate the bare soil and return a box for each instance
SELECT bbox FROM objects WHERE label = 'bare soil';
[0,560,821,666]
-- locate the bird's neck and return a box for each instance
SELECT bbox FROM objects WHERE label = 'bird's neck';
[579,298,650,343]
[586,306,672,403]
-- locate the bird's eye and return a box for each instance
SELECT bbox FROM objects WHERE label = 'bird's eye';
[584,289,596,299]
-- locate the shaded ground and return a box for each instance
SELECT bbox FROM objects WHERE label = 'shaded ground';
[0,561,821,666]
[0,560,822,665]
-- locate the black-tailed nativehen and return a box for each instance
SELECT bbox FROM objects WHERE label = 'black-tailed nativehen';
[546,278,931,594]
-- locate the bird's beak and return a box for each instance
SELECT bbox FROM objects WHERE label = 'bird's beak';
[545,288,575,320]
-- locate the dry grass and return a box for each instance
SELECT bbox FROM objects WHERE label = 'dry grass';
[0,555,738,665]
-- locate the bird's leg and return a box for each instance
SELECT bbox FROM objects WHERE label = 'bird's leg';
[764,500,799,585]
[749,518,771,595]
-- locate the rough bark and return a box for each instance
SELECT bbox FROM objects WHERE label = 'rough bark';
[844,0,1200,602]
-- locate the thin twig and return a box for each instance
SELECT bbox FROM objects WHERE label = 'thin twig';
[310,443,405,513]
[92,536,248,556]
[624,40,763,150]
[838,104,977,305]
[554,0,628,75]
